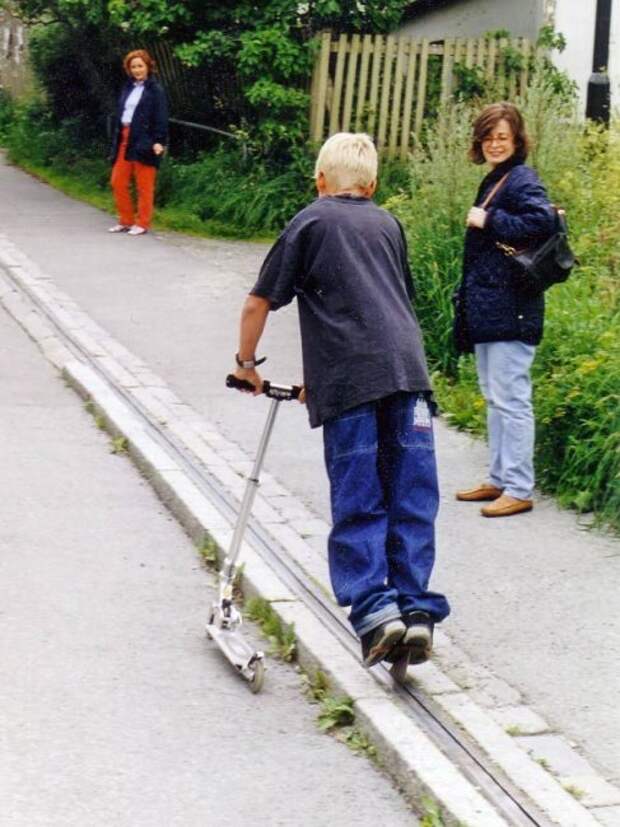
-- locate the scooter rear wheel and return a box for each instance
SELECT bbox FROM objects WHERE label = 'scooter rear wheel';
[205,611,215,640]
[390,653,410,685]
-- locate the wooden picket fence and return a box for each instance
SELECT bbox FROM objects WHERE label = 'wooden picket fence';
[309,32,536,158]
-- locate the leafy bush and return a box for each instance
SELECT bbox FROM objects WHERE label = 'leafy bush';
[10,1,410,159]
[4,98,110,186]
[26,20,123,128]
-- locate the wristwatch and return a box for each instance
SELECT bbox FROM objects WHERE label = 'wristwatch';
[235,353,266,369]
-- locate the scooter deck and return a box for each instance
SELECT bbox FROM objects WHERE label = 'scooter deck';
[206,624,261,671]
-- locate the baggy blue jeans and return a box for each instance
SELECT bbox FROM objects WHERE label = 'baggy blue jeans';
[323,392,450,637]
[474,341,536,500]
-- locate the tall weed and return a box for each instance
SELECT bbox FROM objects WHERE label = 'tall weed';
[385,104,481,375]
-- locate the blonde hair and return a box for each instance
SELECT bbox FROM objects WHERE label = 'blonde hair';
[314,132,378,191]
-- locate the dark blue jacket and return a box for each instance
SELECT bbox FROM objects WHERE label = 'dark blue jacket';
[454,158,556,353]
[109,77,169,169]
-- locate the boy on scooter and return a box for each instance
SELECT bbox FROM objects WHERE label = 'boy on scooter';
[232,132,450,669]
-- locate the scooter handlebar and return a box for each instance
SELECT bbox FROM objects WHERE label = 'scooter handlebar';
[226,374,302,401]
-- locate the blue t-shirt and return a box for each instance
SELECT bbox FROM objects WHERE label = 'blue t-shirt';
[251,195,431,427]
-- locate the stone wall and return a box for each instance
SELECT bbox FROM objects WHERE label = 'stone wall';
[0,9,32,97]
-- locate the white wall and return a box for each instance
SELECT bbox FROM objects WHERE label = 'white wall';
[399,0,543,41]
[608,0,620,114]
[552,0,596,115]
[553,0,620,116]
[0,9,32,97]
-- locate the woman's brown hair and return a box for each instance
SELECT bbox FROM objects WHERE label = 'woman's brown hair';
[469,102,530,165]
[123,49,156,77]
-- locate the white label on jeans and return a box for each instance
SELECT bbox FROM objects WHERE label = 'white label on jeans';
[413,398,432,431]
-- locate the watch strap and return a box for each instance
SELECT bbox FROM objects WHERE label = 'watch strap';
[235,353,266,369]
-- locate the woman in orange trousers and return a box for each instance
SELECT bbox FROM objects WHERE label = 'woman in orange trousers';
[108,50,168,236]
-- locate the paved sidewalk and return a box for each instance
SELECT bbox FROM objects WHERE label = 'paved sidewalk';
[0,284,418,826]
[0,154,618,806]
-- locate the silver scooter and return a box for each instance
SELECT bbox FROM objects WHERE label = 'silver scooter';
[205,374,302,693]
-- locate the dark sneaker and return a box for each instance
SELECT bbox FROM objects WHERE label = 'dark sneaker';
[360,619,406,668]
[384,611,434,665]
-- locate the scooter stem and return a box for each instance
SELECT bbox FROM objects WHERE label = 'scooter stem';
[223,398,281,576]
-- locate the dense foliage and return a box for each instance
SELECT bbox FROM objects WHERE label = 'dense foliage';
[5,0,409,154]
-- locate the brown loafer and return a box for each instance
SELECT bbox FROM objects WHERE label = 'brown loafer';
[456,483,503,502]
[481,494,533,518]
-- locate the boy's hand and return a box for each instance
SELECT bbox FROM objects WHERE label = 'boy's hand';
[233,366,263,395]
[298,386,307,404]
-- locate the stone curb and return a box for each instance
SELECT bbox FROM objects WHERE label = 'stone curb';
[1,235,617,827]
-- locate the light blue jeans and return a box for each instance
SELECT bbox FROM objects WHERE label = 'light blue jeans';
[475,341,536,500]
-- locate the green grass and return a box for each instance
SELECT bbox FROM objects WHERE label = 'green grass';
[420,799,450,827]
[109,435,128,455]
[317,694,355,732]
[197,536,220,568]
[244,596,297,662]
[563,784,585,800]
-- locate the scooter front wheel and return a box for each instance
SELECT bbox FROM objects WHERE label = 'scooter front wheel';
[249,659,265,694]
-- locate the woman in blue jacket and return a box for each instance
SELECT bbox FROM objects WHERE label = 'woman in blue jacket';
[108,50,168,236]
[453,102,556,518]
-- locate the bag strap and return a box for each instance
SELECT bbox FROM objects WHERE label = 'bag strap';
[481,172,510,209]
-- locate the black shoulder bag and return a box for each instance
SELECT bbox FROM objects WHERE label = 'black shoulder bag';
[488,174,577,295]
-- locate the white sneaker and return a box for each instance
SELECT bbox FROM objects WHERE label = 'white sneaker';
[108,224,130,233]
[128,225,147,236]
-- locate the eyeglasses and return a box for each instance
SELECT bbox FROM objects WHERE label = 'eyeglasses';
[482,135,512,146]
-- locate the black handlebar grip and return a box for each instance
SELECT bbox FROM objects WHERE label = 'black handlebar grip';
[263,380,302,401]
[226,374,263,393]
[226,374,302,400]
